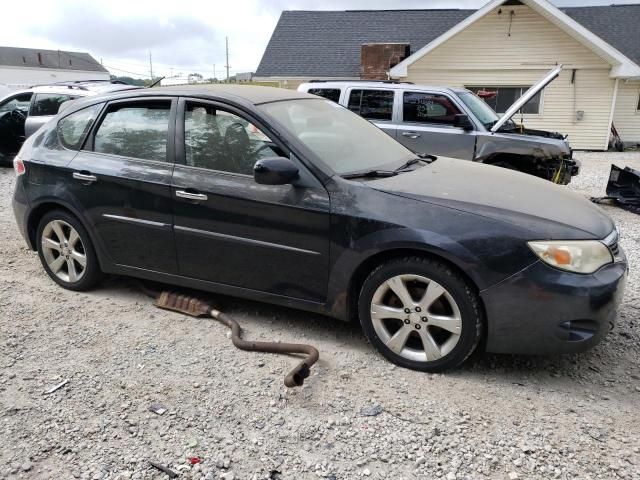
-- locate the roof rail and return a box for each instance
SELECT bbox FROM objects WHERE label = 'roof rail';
[308,79,414,84]
[28,82,89,90]
[27,79,132,89]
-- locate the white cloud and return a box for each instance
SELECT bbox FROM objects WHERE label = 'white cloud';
[0,0,635,79]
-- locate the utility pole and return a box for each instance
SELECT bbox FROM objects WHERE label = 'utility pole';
[213,64,216,81]
[149,51,154,80]
[225,37,230,82]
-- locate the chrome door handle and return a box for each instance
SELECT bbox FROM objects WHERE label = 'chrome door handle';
[176,190,208,202]
[401,132,421,139]
[72,172,97,183]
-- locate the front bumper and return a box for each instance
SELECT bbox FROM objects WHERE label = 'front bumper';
[481,252,627,355]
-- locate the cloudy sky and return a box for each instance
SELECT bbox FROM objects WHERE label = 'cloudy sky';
[2,0,638,79]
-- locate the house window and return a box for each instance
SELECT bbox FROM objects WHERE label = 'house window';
[347,89,394,121]
[466,86,541,115]
[307,88,341,103]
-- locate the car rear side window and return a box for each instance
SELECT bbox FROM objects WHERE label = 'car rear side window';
[94,101,171,162]
[57,104,102,150]
[30,93,73,116]
[403,92,462,125]
[347,89,394,121]
[307,88,341,103]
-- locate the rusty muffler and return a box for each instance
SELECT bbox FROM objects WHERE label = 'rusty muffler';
[154,291,319,387]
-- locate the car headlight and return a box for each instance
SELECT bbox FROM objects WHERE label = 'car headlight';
[528,240,613,274]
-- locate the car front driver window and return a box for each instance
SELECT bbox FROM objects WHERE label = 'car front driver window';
[0,93,32,114]
[184,103,283,175]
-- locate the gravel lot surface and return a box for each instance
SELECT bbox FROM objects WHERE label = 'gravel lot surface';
[1,152,639,480]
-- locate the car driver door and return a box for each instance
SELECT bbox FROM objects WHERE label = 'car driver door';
[0,92,33,161]
[171,98,331,303]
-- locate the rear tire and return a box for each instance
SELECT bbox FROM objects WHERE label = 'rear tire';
[358,256,482,372]
[36,210,103,291]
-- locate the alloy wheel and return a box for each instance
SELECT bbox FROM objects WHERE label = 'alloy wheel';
[370,274,462,362]
[41,219,87,283]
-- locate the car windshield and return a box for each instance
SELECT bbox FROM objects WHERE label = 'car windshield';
[259,99,414,175]
[457,91,500,128]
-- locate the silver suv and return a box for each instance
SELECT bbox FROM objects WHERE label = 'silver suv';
[299,66,579,184]
[0,80,139,165]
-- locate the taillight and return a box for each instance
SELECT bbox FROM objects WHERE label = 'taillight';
[14,157,25,176]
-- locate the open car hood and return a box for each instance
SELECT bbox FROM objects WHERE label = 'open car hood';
[491,64,563,133]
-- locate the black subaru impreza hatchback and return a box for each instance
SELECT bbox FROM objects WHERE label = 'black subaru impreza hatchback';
[12,85,627,371]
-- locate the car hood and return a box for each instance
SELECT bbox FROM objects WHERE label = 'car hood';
[368,158,614,240]
[491,64,563,133]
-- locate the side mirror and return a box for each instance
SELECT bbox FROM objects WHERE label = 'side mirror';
[254,157,299,185]
[453,114,474,131]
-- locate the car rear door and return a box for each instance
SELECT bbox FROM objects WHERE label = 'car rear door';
[171,98,331,302]
[65,97,178,274]
[345,87,398,139]
[396,90,476,159]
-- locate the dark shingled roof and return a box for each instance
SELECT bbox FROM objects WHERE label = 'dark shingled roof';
[256,4,640,77]
[0,46,107,73]
[257,9,473,77]
[561,5,640,66]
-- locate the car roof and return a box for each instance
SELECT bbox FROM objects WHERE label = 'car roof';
[299,80,465,95]
[65,84,317,110]
[156,84,315,104]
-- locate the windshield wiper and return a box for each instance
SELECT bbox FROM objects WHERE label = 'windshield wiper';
[341,170,398,180]
[394,154,436,173]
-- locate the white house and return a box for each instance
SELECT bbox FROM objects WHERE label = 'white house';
[0,46,109,95]
[255,0,640,150]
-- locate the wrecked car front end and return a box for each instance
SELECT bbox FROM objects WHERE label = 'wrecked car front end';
[460,64,579,185]
[475,127,580,185]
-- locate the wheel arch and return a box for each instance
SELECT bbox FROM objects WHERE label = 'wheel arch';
[345,248,486,332]
[26,202,105,271]
[27,202,78,250]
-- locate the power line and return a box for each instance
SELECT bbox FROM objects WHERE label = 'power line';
[103,64,153,78]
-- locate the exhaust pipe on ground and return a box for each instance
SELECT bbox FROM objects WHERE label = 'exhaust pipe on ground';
[153,290,319,387]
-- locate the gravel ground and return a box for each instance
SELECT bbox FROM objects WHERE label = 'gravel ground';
[1,152,639,480]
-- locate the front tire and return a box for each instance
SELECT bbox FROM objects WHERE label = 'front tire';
[358,256,482,372]
[36,210,103,291]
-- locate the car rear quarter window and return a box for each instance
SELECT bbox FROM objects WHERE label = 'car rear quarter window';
[93,101,171,162]
[30,93,74,116]
[307,88,341,103]
[347,89,394,121]
[57,104,102,150]
[403,92,462,125]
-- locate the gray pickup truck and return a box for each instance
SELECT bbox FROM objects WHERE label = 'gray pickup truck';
[299,65,579,184]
